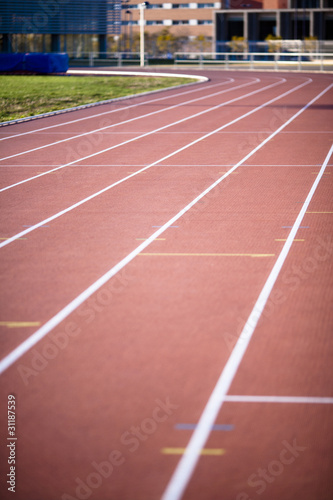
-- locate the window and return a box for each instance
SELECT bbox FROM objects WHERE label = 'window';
[290,0,320,6]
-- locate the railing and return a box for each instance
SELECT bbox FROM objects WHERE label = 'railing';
[174,52,333,72]
[67,52,143,67]
[65,50,333,72]
[216,40,333,55]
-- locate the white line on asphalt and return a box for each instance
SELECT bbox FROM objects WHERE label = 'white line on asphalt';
[0,81,329,383]
[161,138,333,500]
[0,78,259,162]
[0,77,287,192]
[0,78,309,246]
[0,77,231,141]
[224,395,333,404]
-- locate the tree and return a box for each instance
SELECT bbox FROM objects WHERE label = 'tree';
[265,34,282,53]
[192,35,212,53]
[227,36,247,53]
[156,29,177,57]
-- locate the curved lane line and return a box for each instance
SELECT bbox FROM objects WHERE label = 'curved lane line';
[0,78,286,192]
[0,78,306,247]
[0,78,259,161]
[0,77,233,141]
[161,140,333,500]
[0,79,329,377]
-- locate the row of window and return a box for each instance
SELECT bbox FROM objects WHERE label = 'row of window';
[123,3,219,9]
[122,19,213,24]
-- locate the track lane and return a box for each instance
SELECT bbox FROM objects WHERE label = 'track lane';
[0,74,331,361]
[0,76,283,186]
[0,71,332,500]
[0,75,330,368]
[160,142,333,500]
[0,77,313,243]
[0,77,256,160]
[0,75,234,140]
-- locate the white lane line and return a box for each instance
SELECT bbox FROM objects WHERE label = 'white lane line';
[1,164,328,168]
[0,78,233,141]
[0,78,259,162]
[2,129,332,137]
[224,395,333,404]
[161,140,333,500]
[242,164,332,167]
[0,77,286,192]
[68,69,206,78]
[0,78,309,247]
[0,82,330,377]
[280,131,333,134]
[2,164,330,169]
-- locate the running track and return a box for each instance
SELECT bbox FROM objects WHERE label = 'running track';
[0,69,332,500]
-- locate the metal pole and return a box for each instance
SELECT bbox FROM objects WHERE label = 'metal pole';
[130,13,133,53]
[125,12,128,54]
[126,10,133,54]
[140,4,145,67]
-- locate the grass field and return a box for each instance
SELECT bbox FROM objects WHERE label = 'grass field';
[0,74,196,122]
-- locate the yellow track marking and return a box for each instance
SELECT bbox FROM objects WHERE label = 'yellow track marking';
[161,448,226,456]
[0,237,27,240]
[0,321,41,328]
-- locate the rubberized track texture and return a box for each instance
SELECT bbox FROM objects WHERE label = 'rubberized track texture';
[0,69,332,500]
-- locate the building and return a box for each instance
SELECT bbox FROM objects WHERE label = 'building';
[123,0,333,47]
[216,1,333,50]
[122,1,222,38]
[1,0,332,55]
[0,0,121,53]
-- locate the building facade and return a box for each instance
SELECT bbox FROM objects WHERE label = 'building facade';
[122,1,222,37]
[1,0,332,55]
[123,0,332,45]
[0,0,121,53]
[215,6,333,50]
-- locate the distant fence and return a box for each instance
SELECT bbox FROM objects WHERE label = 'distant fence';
[216,40,333,54]
[65,50,333,72]
[174,52,333,72]
[67,52,175,67]
[68,52,142,67]
[65,51,162,68]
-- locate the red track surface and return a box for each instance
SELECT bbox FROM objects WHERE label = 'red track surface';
[0,69,332,500]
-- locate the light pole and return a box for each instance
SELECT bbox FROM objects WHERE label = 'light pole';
[139,2,149,67]
[126,10,132,54]
[121,0,130,53]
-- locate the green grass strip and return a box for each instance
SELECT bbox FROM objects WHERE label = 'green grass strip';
[0,74,196,122]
